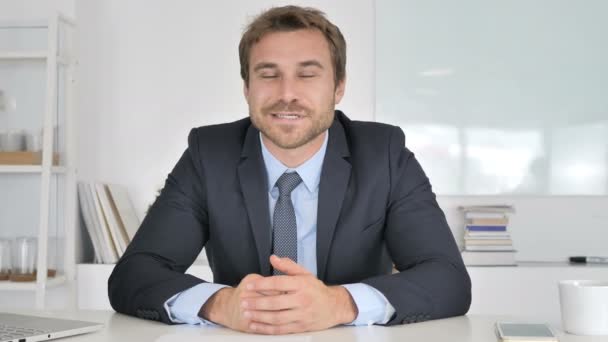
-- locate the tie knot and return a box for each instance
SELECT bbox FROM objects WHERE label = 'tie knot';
[276,172,302,197]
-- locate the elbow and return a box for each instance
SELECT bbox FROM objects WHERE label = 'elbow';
[449,265,472,316]
[107,258,132,314]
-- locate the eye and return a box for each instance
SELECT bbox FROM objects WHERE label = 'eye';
[299,74,316,78]
[261,75,278,79]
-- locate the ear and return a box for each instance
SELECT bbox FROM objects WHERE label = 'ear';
[334,75,346,104]
[243,81,249,98]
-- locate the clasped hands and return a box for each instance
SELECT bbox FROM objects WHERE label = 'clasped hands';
[200,255,358,335]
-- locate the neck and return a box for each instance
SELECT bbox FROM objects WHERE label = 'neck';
[262,131,327,168]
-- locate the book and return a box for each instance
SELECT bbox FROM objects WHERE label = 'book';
[95,183,128,256]
[464,235,511,240]
[461,251,517,266]
[89,183,119,263]
[464,239,513,245]
[466,225,507,232]
[465,245,515,251]
[466,217,509,226]
[459,205,515,213]
[464,212,507,219]
[465,231,511,237]
[106,184,140,242]
[77,183,103,263]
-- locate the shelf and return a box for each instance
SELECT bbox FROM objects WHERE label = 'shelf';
[0,13,77,310]
[0,165,67,174]
[0,51,47,60]
[0,52,72,66]
[467,261,608,268]
[0,20,48,29]
[0,275,66,291]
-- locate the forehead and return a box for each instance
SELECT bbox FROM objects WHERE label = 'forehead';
[249,29,332,66]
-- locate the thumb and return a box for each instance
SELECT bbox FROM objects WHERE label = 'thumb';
[270,255,310,276]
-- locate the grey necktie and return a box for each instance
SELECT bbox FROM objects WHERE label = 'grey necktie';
[272,171,302,275]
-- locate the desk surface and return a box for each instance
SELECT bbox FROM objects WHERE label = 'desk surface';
[9,311,608,342]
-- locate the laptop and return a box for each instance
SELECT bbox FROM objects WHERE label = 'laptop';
[0,313,103,342]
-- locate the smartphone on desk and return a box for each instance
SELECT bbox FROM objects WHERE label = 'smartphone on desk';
[495,322,558,342]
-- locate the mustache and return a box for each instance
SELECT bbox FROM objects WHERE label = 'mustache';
[263,101,309,114]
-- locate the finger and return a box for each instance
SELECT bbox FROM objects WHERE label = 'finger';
[270,255,311,276]
[242,293,300,311]
[247,275,300,292]
[243,308,300,325]
[241,273,264,282]
[240,289,283,299]
[249,321,305,335]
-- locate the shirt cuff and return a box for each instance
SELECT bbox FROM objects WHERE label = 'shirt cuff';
[342,283,396,326]
[164,283,229,325]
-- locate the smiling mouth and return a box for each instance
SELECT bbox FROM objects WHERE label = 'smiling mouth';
[271,113,303,120]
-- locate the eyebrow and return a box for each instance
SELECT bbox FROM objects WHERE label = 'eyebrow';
[253,62,278,72]
[252,60,325,73]
[298,60,324,69]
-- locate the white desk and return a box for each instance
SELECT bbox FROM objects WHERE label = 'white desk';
[11,311,608,342]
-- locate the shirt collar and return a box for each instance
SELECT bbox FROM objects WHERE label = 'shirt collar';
[259,130,329,194]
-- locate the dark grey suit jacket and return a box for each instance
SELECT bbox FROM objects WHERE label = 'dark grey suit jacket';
[108,111,471,325]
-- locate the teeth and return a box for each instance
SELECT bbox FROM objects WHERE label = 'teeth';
[275,114,299,119]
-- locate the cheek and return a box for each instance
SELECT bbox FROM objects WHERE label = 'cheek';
[248,86,277,107]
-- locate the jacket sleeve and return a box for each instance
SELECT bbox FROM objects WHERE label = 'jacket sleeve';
[361,126,471,326]
[108,128,210,324]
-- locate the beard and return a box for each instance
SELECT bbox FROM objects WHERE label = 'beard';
[250,100,334,149]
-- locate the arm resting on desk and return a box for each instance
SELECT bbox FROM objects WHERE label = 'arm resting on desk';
[108,129,211,324]
[360,127,471,326]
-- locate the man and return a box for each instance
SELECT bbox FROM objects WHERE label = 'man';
[108,5,471,335]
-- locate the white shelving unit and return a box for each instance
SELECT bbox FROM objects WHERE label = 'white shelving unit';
[0,13,76,309]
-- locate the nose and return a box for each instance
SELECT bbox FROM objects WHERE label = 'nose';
[278,77,298,104]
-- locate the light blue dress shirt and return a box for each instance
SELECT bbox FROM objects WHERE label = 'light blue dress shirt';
[165,130,395,326]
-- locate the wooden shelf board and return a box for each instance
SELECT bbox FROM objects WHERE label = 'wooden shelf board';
[0,274,66,291]
[0,151,60,166]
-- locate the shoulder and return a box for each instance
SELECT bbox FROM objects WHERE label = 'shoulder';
[189,117,251,143]
[186,117,251,153]
[180,117,255,170]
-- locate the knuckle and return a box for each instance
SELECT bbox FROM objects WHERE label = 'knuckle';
[300,294,312,307]
[243,273,256,281]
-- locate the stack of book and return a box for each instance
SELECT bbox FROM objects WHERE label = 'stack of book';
[77,182,141,264]
[459,205,517,266]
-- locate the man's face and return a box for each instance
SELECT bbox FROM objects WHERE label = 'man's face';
[244,29,345,150]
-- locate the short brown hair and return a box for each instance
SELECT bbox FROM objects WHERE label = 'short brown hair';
[239,5,346,87]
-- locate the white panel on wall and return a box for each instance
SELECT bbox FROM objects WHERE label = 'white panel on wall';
[376,0,608,195]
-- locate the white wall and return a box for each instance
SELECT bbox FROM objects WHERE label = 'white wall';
[0,0,74,20]
[75,0,375,222]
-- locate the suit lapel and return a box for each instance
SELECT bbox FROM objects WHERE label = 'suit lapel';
[317,116,351,282]
[237,125,272,276]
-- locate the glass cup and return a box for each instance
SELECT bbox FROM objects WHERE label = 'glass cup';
[0,239,11,280]
[25,129,43,152]
[10,237,37,282]
[0,129,25,152]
